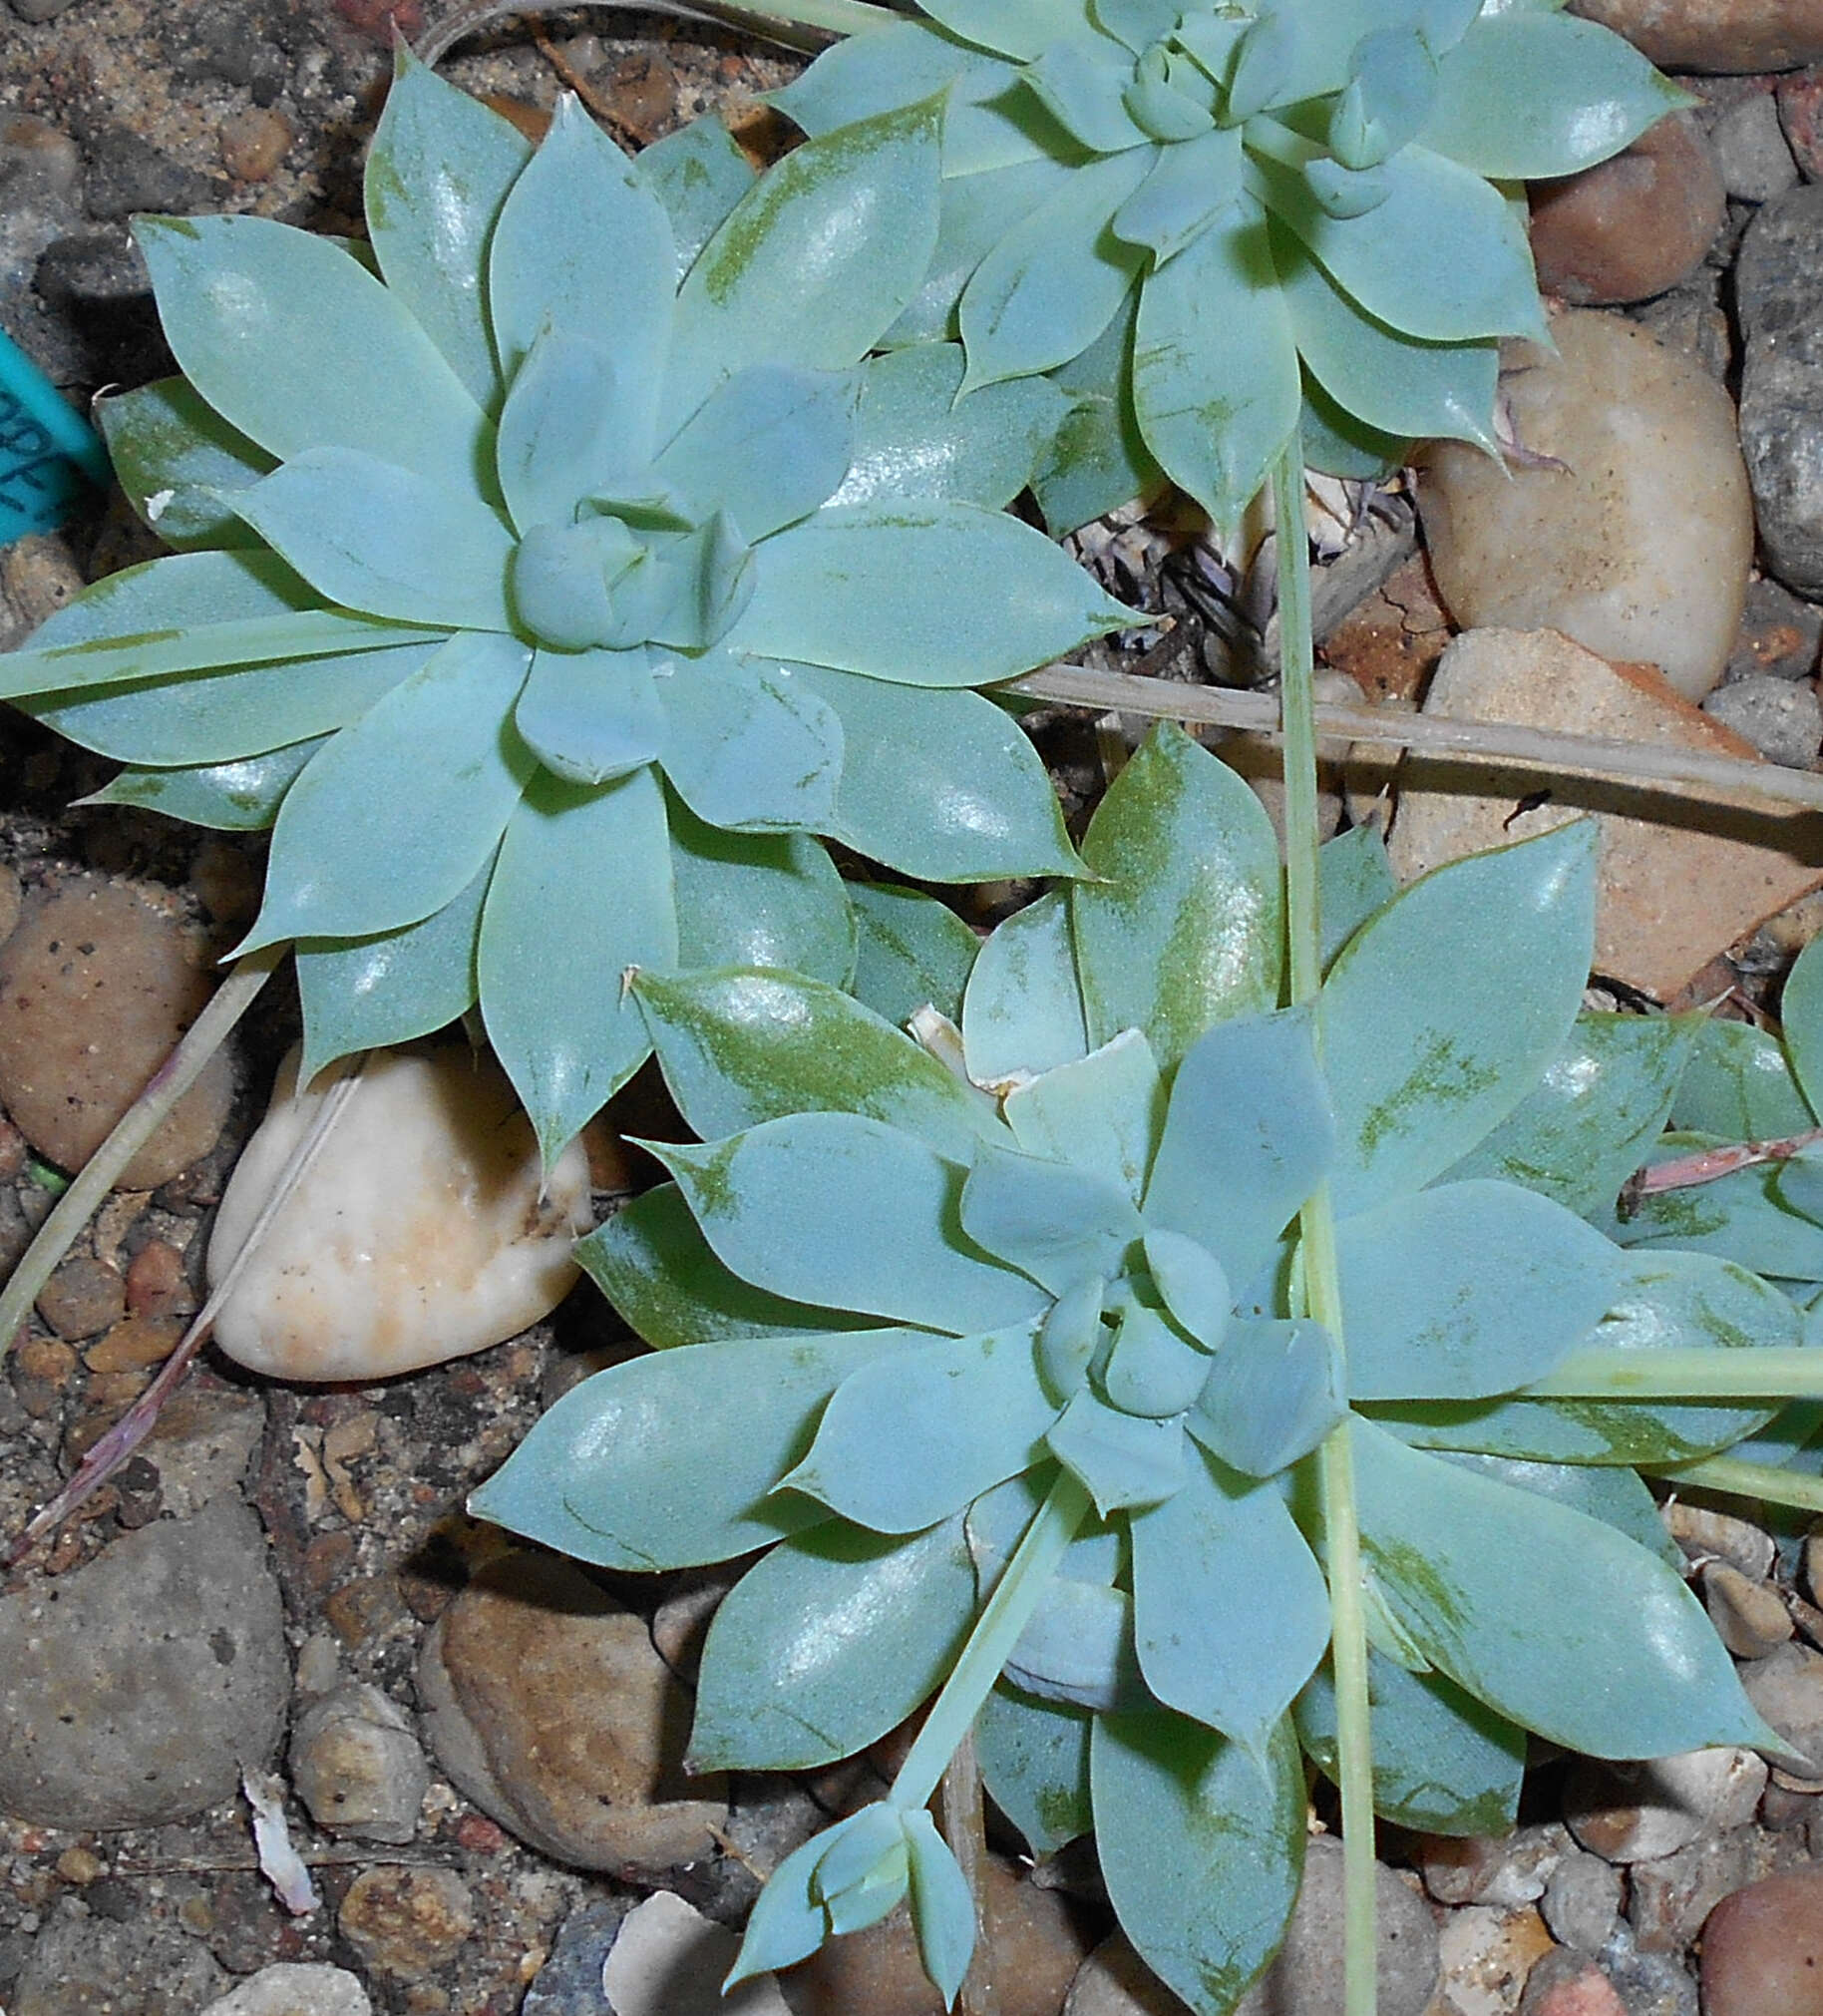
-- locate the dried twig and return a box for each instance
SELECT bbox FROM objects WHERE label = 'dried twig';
[1619,1125,1823,1216]
[937,1735,1000,2016]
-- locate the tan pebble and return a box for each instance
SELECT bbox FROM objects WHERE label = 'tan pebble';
[85,1314,183,1373]
[11,1335,77,1414]
[1430,1902,1553,2016]
[325,1575,410,1650]
[125,1238,193,1319]
[0,535,84,631]
[1669,1501,1777,1580]
[35,1255,126,1340]
[54,1845,101,1884]
[1530,113,1723,306]
[337,1865,473,1981]
[0,113,82,196]
[1706,1559,1796,1658]
[218,107,292,183]
[322,1411,378,1466]
[208,1043,589,1383]
[1701,1867,1823,2016]
[1803,1524,1823,1605]
[782,1855,1090,2016]
[1416,310,1752,699]
[0,877,236,1188]
[85,1368,150,1410]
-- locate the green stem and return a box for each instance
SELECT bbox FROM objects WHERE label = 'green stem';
[1532,1347,1823,1399]
[1273,434,1376,2016]
[1648,1452,1823,1515]
[0,947,284,1365]
[890,1471,1091,1814]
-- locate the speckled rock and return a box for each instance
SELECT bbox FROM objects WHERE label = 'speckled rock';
[781,1853,1089,2016]
[1228,1840,1438,2016]
[1530,114,1724,304]
[0,1496,287,1827]
[1700,1867,1823,2014]
[1416,312,1752,699]
[200,1965,374,2016]
[0,875,237,1187]
[288,1680,429,1845]
[1434,1904,1555,2016]
[1738,186,1823,594]
[1565,1749,1767,1863]
[522,1901,632,2016]
[1726,575,1823,681]
[336,1866,473,1982]
[10,1900,229,2014]
[1712,90,1802,200]
[1571,0,1823,70]
[1518,1953,1628,2016]
[1627,1827,1783,1951]
[207,1043,590,1382]
[1703,1557,1797,1657]
[1541,1849,1626,1953]
[417,1550,727,1877]
[1702,671,1823,763]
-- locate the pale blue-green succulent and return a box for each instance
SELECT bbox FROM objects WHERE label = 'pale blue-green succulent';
[772,0,1684,528]
[476,727,1792,2014]
[0,57,1125,1156]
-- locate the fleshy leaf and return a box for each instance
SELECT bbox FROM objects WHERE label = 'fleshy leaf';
[975,1684,1093,1854]
[494,330,633,535]
[1443,1452,1682,1567]
[99,375,274,551]
[634,966,1000,1161]
[1143,1230,1231,1352]
[963,901,1091,1098]
[1023,34,1151,154]
[296,855,491,1085]
[579,1183,873,1350]
[515,644,665,788]
[783,1323,1055,1531]
[1353,1418,1777,1758]
[1295,1651,1525,1837]
[904,1809,977,2008]
[725,1826,830,1984]
[1338,1179,1622,1401]
[652,1112,1050,1333]
[488,95,674,448]
[1131,1449,1330,1753]
[1005,1029,1163,1205]
[481,765,677,1158]
[657,653,843,832]
[1446,1011,1698,1219]
[1032,291,1164,534]
[1672,1017,1815,1139]
[635,115,756,278]
[668,803,855,986]
[1320,822,1598,1215]
[829,342,1068,511]
[229,448,514,629]
[961,1142,1143,1294]
[1614,1141,1823,1279]
[1317,822,1397,970]
[1092,1711,1305,2016]
[850,882,979,1029]
[1101,1303,1210,1418]
[1189,1318,1345,1477]
[1073,723,1282,1063]
[1131,203,1302,531]
[469,1330,908,1568]
[668,100,945,424]
[242,628,534,949]
[654,363,859,540]
[1783,934,1823,1116]
[86,745,320,831]
[366,55,531,408]
[1046,1390,1186,1514]
[689,1516,977,1770]
[1112,128,1245,264]
[732,501,1129,686]
[1143,1008,1334,1291]
[134,213,490,496]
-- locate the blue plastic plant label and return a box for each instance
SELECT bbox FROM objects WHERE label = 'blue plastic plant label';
[0,326,110,547]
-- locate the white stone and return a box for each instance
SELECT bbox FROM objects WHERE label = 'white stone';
[1416,308,1754,700]
[200,1964,374,2016]
[603,1891,791,2016]
[208,1043,590,1382]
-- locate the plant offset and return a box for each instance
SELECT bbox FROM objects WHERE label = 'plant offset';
[2,5,1820,2016]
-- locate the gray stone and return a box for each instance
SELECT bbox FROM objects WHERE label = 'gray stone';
[11,1899,228,2015]
[1713,93,1801,202]
[1566,1750,1769,1862]
[1738,186,1823,595]
[0,113,87,385]
[522,1900,632,2015]
[78,121,216,220]
[1541,1846,1625,1952]
[1702,672,1823,764]
[1742,1641,1823,1783]
[1228,1839,1439,2016]
[1725,575,1823,681]
[5,0,81,19]
[34,229,151,305]
[1599,1923,1699,2016]
[0,1497,288,1827]
[145,1379,265,1518]
[1418,1820,1570,1907]
[1627,1827,1788,1952]
[201,1967,374,2016]
[288,1680,430,1845]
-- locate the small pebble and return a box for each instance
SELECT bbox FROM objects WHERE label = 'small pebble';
[9,1333,75,1417]
[1740,184,1823,596]
[1417,311,1752,700]
[1627,1828,1781,1952]
[1431,1902,1554,2016]
[218,106,292,183]
[33,1254,125,1341]
[125,1236,192,1318]
[1712,90,1802,202]
[1742,1642,1823,1781]
[337,1866,474,1982]
[9,1903,228,2013]
[1518,1954,1627,2016]
[417,1551,728,1876]
[522,1900,631,2016]
[199,1967,374,2016]
[1703,667,1823,763]
[1665,1502,1776,1580]
[1571,0,1823,71]
[1530,114,1724,305]
[1779,65,1823,178]
[611,1893,790,2016]
[84,1313,182,1373]
[288,1681,430,1845]
[1726,574,1823,680]
[0,876,236,1188]
[143,1376,265,1517]
[1565,1750,1766,1863]
[1541,1849,1626,1953]
[208,1043,589,1382]
[1419,1824,1572,1909]
[1701,1867,1823,2015]
[1704,1558,1798,1656]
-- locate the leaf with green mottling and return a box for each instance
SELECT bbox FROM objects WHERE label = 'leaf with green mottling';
[1613,1140,1823,1279]
[99,375,273,551]
[83,742,321,830]
[635,116,756,278]
[689,1516,978,1770]
[962,892,1089,1087]
[975,1685,1093,1854]
[1670,1018,1815,1139]
[849,883,979,1029]
[1073,723,1283,1063]
[1031,291,1164,534]
[1783,934,1823,1115]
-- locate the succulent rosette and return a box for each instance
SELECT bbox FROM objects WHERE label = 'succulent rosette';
[477,727,1792,2012]
[0,59,1125,1154]
[772,0,1683,528]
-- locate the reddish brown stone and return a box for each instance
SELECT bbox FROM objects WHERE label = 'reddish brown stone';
[1702,1868,1823,2015]
[1572,0,1823,74]
[1780,65,1823,177]
[1530,112,1725,304]
[124,1239,192,1320]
